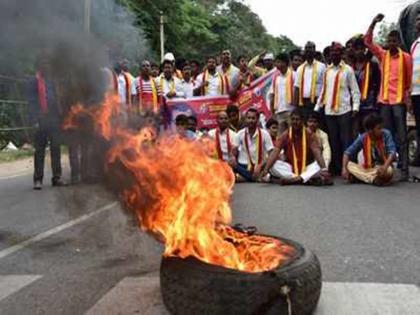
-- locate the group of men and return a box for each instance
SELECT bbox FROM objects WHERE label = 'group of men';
[29,13,420,189]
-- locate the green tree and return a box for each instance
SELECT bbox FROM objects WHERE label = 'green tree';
[375,22,398,46]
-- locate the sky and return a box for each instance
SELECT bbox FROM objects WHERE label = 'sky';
[245,0,416,49]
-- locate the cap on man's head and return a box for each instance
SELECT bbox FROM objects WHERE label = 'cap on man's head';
[222,49,231,55]
[163,52,175,62]
[263,53,274,60]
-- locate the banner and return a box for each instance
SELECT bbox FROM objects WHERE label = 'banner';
[166,69,277,129]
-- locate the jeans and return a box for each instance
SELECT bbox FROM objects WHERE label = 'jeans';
[325,112,353,175]
[234,164,254,182]
[380,104,408,174]
[33,124,62,182]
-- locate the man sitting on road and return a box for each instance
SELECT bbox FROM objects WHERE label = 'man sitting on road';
[258,110,331,185]
[307,111,332,170]
[342,114,396,186]
[208,111,237,162]
[229,108,274,182]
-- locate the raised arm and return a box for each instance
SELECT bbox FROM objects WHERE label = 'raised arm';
[364,14,386,61]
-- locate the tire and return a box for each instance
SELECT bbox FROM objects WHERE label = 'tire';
[160,236,322,315]
[408,129,420,166]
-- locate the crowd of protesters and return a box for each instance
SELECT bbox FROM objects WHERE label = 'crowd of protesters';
[28,13,420,189]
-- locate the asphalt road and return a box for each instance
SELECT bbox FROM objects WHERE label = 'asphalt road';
[0,166,419,314]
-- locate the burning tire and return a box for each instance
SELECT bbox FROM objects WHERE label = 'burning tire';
[160,236,321,315]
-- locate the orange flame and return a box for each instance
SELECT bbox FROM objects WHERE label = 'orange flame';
[66,94,294,273]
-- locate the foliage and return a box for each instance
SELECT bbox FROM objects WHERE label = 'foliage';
[122,0,298,63]
[375,22,398,46]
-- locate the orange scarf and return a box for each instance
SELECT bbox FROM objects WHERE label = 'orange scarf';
[272,69,294,111]
[363,134,385,169]
[298,61,318,105]
[202,71,225,95]
[289,127,307,175]
[244,128,263,171]
[215,128,232,160]
[361,62,371,101]
[320,64,345,112]
[382,49,405,104]
[36,72,48,114]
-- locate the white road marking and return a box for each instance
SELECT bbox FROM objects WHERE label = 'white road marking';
[0,202,117,260]
[0,275,42,302]
[87,276,420,315]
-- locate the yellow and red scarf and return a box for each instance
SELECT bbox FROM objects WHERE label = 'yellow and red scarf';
[272,69,294,111]
[382,49,405,104]
[360,62,371,101]
[215,128,232,160]
[202,71,225,95]
[320,64,345,112]
[244,128,263,171]
[138,77,159,113]
[160,76,175,96]
[298,61,319,105]
[363,134,385,169]
[288,127,307,175]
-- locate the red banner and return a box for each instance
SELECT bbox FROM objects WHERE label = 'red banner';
[166,69,276,129]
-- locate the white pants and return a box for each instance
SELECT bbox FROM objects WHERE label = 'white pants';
[270,161,321,183]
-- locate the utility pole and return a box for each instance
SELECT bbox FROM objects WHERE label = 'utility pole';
[160,11,165,61]
[84,0,91,34]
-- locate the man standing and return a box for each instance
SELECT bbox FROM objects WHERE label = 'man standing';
[290,49,304,73]
[159,60,184,99]
[294,41,327,120]
[132,60,163,115]
[208,111,237,162]
[269,53,296,127]
[343,114,396,186]
[364,14,413,181]
[315,42,361,175]
[258,110,330,185]
[352,36,381,134]
[237,55,254,90]
[190,60,201,82]
[194,56,226,96]
[229,108,274,182]
[216,50,240,96]
[180,63,194,98]
[27,56,64,190]
[410,14,420,165]
[263,53,275,72]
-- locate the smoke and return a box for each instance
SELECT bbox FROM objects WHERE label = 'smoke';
[0,0,150,106]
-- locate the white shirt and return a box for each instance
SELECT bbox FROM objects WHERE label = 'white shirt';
[180,79,194,98]
[411,37,420,95]
[208,128,237,161]
[216,64,240,93]
[294,61,326,98]
[158,75,184,98]
[315,62,361,116]
[194,71,225,96]
[268,70,297,113]
[234,128,274,165]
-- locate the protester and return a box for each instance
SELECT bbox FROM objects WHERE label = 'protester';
[226,104,242,132]
[27,55,64,190]
[180,63,194,98]
[132,60,162,114]
[269,53,296,127]
[263,53,275,72]
[410,13,420,164]
[307,111,331,169]
[364,13,413,181]
[229,108,274,182]
[248,50,269,78]
[237,55,254,90]
[190,60,201,82]
[175,114,196,139]
[315,42,361,175]
[290,49,304,72]
[217,50,240,96]
[294,41,327,120]
[352,36,381,134]
[258,110,331,185]
[159,60,184,99]
[342,114,396,185]
[194,56,227,96]
[265,118,279,142]
[150,62,160,78]
[208,111,237,162]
